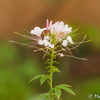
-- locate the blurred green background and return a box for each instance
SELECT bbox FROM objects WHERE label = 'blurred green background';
[0,0,100,100]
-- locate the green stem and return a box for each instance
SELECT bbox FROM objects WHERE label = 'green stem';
[50,48,55,100]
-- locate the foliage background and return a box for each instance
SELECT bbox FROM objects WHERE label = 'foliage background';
[0,0,100,100]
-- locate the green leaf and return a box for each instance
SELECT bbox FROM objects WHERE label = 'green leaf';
[60,86,75,95]
[46,75,51,81]
[58,84,71,88]
[53,56,56,59]
[47,59,50,61]
[43,97,49,100]
[35,93,49,100]
[48,88,55,94]
[53,67,61,73]
[29,74,44,83]
[55,88,61,99]
[47,53,52,56]
[53,61,59,64]
[40,75,46,85]
[45,62,51,65]
[45,66,51,69]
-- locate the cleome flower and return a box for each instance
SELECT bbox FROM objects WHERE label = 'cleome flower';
[51,21,72,35]
[31,26,46,37]
[11,19,90,60]
[30,19,74,49]
[30,19,73,44]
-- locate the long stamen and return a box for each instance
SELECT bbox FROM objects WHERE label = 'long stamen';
[65,55,87,60]
[14,32,38,41]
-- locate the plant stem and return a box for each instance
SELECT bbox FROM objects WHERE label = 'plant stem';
[50,48,54,100]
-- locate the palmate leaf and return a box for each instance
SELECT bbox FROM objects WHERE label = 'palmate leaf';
[55,88,61,99]
[29,74,45,83]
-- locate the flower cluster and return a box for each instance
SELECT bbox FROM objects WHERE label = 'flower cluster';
[30,19,74,55]
[11,19,88,60]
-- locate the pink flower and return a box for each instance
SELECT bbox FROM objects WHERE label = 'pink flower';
[46,19,52,33]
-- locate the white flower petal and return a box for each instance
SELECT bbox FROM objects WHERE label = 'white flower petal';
[42,39,50,47]
[62,40,68,47]
[44,36,49,40]
[57,21,64,30]
[67,36,73,44]
[66,27,72,33]
[62,27,72,34]
[30,27,46,37]
[42,39,47,43]
[60,53,64,57]
[64,24,68,28]
[49,44,54,48]
[44,42,50,47]
[38,40,44,45]
[52,21,64,34]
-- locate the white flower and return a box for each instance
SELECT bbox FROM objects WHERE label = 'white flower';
[62,40,68,47]
[44,42,50,47]
[48,21,72,36]
[53,21,64,33]
[62,26,72,34]
[67,36,73,44]
[38,40,44,45]
[43,39,50,47]
[50,21,64,34]
[39,38,54,48]
[60,53,64,57]
[49,44,54,48]
[44,36,49,40]
[31,27,46,37]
